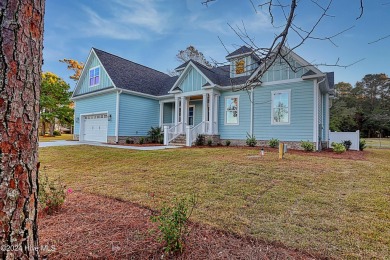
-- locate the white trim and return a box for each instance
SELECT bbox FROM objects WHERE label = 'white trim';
[115,90,122,143]
[214,94,219,134]
[71,88,116,101]
[250,88,254,136]
[79,111,109,143]
[313,80,319,146]
[261,78,302,86]
[271,89,291,125]
[224,95,240,126]
[176,89,215,97]
[325,93,330,143]
[159,102,164,127]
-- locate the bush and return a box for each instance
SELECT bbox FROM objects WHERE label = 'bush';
[53,130,61,136]
[38,173,66,215]
[195,134,205,146]
[300,140,314,152]
[268,138,279,148]
[359,139,366,151]
[225,140,231,146]
[125,137,134,144]
[342,140,352,151]
[207,138,213,146]
[139,137,145,145]
[331,142,346,154]
[148,126,163,143]
[151,195,196,254]
[246,133,257,147]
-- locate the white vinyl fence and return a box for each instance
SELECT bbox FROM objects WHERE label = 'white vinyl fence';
[329,130,360,151]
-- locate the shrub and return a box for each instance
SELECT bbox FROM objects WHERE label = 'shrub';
[207,138,213,146]
[139,137,145,145]
[225,140,231,146]
[125,137,134,144]
[268,138,279,148]
[359,139,366,151]
[342,140,352,151]
[151,195,196,254]
[300,140,314,152]
[148,126,163,143]
[53,130,61,136]
[246,133,257,147]
[38,173,66,215]
[331,142,346,154]
[195,134,205,146]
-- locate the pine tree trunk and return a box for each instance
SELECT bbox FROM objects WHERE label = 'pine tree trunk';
[0,0,45,259]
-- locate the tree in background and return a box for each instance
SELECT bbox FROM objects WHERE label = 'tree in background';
[330,74,390,137]
[40,72,73,136]
[0,0,45,258]
[176,45,213,68]
[59,58,84,81]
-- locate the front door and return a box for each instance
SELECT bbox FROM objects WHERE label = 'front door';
[188,106,194,126]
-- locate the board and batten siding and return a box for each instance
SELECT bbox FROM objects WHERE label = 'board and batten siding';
[178,67,207,93]
[219,80,315,141]
[119,93,159,136]
[261,58,310,83]
[74,51,114,96]
[74,92,117,136]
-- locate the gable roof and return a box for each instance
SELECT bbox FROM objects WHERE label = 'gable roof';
[92,48,173,96]
[226,46,253,59]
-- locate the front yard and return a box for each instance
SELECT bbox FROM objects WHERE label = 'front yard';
[39,146,390,259]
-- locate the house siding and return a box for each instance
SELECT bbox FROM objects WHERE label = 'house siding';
[189,100,203,126]
[119,93,159,136]
[74,92,117,137]
[261,58,310,83]
[219,80,314,141]
[179,67,207,93]
[74,51,114,96]
[163,103,174,124]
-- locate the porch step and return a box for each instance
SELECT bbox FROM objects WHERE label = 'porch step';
[169,134,186,146]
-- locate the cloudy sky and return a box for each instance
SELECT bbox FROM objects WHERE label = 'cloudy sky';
[43,0,390,89]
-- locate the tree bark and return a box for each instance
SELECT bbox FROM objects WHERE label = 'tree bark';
[0,0,45,259]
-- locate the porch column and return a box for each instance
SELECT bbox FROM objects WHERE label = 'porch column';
[174,96,179,126]
[214,94,219,134]
[209,93,214,135]
[202,93,207,133]
[159,101,164,127]
[181,96,185,133]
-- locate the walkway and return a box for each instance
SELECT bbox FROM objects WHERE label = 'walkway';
[39,141,180,150]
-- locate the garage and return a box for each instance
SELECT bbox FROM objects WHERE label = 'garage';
[82,113,108,142]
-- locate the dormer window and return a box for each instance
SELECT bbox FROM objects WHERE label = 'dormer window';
[89,66,100,87]
[235,59,245,75]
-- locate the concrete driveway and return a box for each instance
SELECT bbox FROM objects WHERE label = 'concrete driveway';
[39,140,180,150]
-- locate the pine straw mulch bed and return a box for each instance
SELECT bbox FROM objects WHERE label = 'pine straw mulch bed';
[39,192,321,260]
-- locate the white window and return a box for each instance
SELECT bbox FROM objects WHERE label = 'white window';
[89,66,100,87]
[225,96,239,125]
[271,90,290,124]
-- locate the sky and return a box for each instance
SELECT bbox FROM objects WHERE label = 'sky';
[43,0,390,90]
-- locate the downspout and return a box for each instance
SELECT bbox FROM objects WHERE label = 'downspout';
[115,89,122,143]
[250,87,254,137]
[316,77,326,151]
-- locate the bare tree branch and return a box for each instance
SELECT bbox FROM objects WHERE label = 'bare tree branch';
[368,34,390,44]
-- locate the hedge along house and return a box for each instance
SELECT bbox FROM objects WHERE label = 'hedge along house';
[72,46,334,150]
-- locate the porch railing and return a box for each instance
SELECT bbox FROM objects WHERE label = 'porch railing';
[164,122,182,145]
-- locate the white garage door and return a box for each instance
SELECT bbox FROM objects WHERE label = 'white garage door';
[83,114,108,142]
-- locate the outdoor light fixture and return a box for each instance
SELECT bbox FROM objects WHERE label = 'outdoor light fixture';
[75,117,80,123]
[108,114,112,121]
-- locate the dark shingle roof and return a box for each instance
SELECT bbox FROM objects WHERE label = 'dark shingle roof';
[226,46,253,59]
[92,48,173,96]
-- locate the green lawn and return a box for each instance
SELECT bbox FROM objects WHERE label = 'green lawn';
[39,134,74,142]
[365,138,390,148]
[39,146,390,259]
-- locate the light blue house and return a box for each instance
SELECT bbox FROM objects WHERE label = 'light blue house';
[72,46,334,150]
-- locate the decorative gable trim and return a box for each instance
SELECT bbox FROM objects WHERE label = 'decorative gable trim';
[72,48,117,98]
[168,61,215,93]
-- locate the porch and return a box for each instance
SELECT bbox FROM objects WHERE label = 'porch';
[160,92,220,146]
